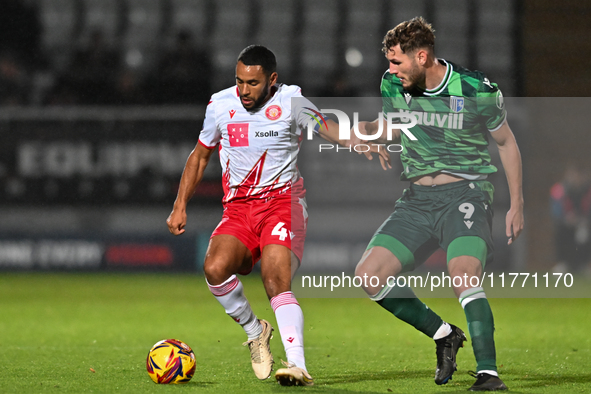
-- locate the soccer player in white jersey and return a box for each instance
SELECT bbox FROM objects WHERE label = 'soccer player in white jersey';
[167,45,385,386]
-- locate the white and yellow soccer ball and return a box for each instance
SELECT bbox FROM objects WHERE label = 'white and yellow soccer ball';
[146,339,196,384]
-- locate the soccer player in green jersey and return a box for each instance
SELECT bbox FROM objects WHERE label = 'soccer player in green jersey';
[354,17,523,391]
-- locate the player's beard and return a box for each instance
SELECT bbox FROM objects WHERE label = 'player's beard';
[241,83,271,111]
[405,61,426,93]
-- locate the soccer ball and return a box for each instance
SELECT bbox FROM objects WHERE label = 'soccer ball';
[146,339,196,384]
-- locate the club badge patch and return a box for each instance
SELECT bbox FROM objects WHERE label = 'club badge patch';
[450,96,465,113]
[265,105,282,120]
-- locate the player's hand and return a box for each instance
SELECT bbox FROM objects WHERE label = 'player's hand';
[167,208,187,236]
[505,204,524,245]
[369,143,392,170]
[348,122,392,170]
[346,123,369,157]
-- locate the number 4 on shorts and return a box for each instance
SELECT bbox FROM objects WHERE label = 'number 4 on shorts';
[272,222,291,241]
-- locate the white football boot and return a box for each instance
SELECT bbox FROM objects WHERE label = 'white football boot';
[242,319,274,379]
[275,360,314,386]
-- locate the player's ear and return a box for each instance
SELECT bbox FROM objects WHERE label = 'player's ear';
[416,49,428,66]
[268,71,278,86]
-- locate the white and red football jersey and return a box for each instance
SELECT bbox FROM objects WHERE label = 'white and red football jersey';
[198,84,318,203]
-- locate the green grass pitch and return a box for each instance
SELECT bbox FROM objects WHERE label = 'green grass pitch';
[1,273,590,393]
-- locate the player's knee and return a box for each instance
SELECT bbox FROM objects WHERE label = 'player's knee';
[355,262,379,294]
[447,236,487,277]
[355,249,374,278]
[262,275,290,299]
[448,257,482,281]
[355,248,389,280]
[203,260,232,285]
[354,260,368,280]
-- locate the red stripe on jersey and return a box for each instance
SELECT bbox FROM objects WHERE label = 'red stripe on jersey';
[224,151,268,202]
[222,158,231,199]
[198,139,217,150]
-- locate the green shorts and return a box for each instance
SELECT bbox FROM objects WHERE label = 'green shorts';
[367,180,495,272]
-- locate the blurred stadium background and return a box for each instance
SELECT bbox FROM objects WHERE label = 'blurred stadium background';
[1,0,590,275]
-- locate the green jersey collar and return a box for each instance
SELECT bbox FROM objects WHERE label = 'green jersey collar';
[423,59,452,96]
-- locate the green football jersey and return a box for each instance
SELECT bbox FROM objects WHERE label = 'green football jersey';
[381,59,506,181]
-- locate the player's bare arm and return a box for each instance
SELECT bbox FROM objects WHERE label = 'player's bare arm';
[167,143,215,235]
[491,120,524,244]
[314,119,347,146]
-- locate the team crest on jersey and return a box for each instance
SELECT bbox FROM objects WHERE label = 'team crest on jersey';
[450,96,464,113]
[265,105,282,120]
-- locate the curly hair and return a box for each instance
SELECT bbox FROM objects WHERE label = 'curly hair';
[382,17,435,54]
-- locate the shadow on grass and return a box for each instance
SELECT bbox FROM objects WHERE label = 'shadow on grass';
[184,380,217,388]
[185,369,591,393]
[270,369,435,393]
[267,385,387,394]
[319,369,433,385]
[264,369,591,393]
[237,370,433,393]
[502,371,591,391]
[428,370,591,394]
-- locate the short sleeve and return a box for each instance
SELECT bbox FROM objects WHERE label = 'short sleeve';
[290,89,322,134]
[198,100,220,149]
[477,78,507,132]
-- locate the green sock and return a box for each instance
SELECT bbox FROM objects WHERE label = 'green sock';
[374,284,443,338]
[463,297,497,372]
